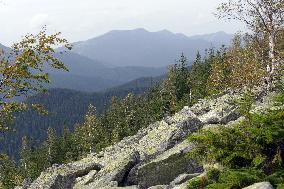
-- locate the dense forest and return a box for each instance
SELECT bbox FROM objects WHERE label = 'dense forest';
[0,76,163,159]
[1,0,284,188]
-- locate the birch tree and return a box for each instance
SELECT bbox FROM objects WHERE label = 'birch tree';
[0,28,71,131]
[217,0,284,88]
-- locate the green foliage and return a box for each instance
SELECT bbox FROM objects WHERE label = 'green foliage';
[206,169,264,189]
[206,35,265,95]
[188,87,284,188]
[74,104,107,157]
[188,168,278,189]
[159,53,190,114]
[160,50,220,113]
[266,171,284,188]
[215,169,264,188]
[188,176,210,189]
[207,168,221,181]
[237,90,254,122]
[0,28,71,131]
[0,154,23,189]
[188,51,212,103]
[189,108,284,170]
[188,169,284,189]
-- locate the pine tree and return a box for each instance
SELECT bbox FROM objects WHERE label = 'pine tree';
[45,127,57,166]
[189,50,212,103]
[75,104,105,157]
[20,136,30,177]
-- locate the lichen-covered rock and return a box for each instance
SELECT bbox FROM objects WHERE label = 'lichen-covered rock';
[28,159,102,189]
[243,182,274,189]
[192,92,241,125]
[24,89,273,189]
[137,141,202,188]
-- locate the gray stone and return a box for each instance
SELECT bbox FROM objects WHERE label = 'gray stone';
[28,160,102,189]
[137,141,202,188]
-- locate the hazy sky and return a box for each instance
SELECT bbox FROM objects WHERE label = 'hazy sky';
[0,0,245,46]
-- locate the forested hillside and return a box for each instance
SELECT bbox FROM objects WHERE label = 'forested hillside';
[0,75,162,159]
[0,45,224,184]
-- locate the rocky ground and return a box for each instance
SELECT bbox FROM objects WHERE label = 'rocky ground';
[17,88,277,189]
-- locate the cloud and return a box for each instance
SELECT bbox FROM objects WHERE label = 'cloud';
[29,14,50,29]
[0,0,243,45]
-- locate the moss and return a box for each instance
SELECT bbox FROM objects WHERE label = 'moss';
[266,171,284,188]
[217,169,264,188]
[188,169,265,189]
[205,183,232,189]
[188,177,209,189]
[207,168,221,181]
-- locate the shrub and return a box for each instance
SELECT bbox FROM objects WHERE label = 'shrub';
[188,89,284,188]
[266,171,284,188]
[188,176,210,189]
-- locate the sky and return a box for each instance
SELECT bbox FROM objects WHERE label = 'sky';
[0,0,245,46]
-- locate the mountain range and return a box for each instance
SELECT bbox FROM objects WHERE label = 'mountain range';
[1,29,232,92]
[50,52,166,91]
[71,29,232,68]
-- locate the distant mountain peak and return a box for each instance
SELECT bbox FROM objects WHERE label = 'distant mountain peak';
[107,28,148,35]
[156,29,173,34]
[0,43,9,50]
[71,29,233,67]
[105,28,176,36]
[133,28,148,32]
[189,31,233,45]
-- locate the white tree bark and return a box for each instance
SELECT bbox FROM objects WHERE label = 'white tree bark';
[217,0,284,90]
[269,33,277,73]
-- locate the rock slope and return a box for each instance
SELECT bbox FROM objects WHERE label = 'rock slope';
[20,89,274,189]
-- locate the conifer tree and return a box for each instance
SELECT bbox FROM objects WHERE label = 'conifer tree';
[45,127,57,165]
[75,104,105,157]
[189,50,212,102]
[20,136,30,176]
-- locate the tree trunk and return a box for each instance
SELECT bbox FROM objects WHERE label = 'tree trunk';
[269,33,277,74]
[266,32,277,90]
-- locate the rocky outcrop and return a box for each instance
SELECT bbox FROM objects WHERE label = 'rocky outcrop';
[22,89,274,189]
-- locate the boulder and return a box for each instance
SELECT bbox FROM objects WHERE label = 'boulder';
[28,159,102,189]
[137,141,202,188]
[75,151,140,188]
